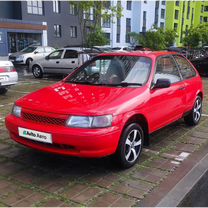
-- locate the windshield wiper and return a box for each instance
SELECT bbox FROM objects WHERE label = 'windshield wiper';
[65,80,94,85]
[116,82,143,87]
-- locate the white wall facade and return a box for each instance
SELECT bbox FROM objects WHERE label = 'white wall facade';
[102,0,167,47]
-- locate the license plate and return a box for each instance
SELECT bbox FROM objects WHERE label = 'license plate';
[0,76,8,81]
[18,127,52,144]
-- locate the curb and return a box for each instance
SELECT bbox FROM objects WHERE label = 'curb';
[156,151,208,206]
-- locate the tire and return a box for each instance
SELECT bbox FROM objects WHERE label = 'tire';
[115,123,144,169]
[32,65,43,78]
[184,96,202,126]
[0,87,8,95]
[26,58,32,66]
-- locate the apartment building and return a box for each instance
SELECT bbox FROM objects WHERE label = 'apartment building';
[0,1,83,56]
[101,0,166,47]
[166,0,208,46]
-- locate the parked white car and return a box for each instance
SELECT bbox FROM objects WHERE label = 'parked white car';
[8,46,55,66]
[30,48,90,78]
[0,61,18,94]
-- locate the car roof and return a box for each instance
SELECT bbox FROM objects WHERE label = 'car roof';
[98,51,178,58]
[59,47,85,52]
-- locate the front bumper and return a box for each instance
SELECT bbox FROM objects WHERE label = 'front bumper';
[5,114,121,158]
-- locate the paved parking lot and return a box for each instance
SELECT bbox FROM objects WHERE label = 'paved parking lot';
[0,73,208,207]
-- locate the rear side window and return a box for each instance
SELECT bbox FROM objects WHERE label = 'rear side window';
[64,50,78,59]
[174,55,196,79]
[154,56,181,84]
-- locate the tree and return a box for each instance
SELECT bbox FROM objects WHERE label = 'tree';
[129,27,177,50]
[86,27,108,47]
[183,24,208,48]
[70,1,123,47]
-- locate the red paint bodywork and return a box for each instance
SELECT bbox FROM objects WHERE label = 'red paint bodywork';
[5,52,204,158]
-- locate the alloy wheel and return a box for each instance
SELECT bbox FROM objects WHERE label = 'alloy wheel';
[125,129,142,163]
[193,98,202,122]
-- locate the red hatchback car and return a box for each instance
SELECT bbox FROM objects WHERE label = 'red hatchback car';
[6,52,203,168]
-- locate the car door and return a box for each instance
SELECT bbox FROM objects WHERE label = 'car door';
[147,55,186,132]
[43,50,63,73]
[58,49,79,74]
[173,55,200,112]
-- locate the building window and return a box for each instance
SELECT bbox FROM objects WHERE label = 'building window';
[204,17,208,22]
[70,26,77,38]
[27,1,43,15]
[127,1,132,10]
[201,5,204,13]
[116,18,121,43]
[83,8,94,20]
[142,11,146,32]
[104,33,110,44]
[191,8,194,25]
[200,16,203,23]
[53,0,60,13]
[102,17,111,28]
[175,10,179,19]
[54,24,61,37]
[175,1,180,6]
[126,18,131,43]
[187,1,190,19]
[69,3,76,15]
[161,1,166,5]
[103,1,111,9]
[205,6,208,12]
[160,22,164,29]
[174,23,178,31]
[161,9,165,19]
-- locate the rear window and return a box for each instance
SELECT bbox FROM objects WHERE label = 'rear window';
[64,50,78,59]
[174,55,196,79]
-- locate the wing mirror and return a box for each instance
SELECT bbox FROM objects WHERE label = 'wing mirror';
[153,78,171,89]
[45,55,49,60]
[34,51,39,54]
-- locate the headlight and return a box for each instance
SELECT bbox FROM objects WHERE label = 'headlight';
[66,115,112,128]
[12,105,22,118]
[16,56,24,61]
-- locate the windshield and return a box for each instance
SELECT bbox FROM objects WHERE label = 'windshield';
[65,55,152,87]
[21,46,37,53]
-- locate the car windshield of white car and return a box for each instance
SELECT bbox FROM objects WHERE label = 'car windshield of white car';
[21,47,37,53]
[66,55,152,87]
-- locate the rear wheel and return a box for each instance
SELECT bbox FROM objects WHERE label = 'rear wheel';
[184,96,202,126]
[32,65,43,78]
[0,87,8,95]
[115,123,144,168]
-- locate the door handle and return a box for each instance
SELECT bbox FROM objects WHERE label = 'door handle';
[56,61,59,64]
[71,61,75,63]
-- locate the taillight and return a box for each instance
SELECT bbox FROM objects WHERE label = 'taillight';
[0,66,15,72]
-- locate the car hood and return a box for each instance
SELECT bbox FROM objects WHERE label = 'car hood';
[16,82,148,116]
[10,51,31,57]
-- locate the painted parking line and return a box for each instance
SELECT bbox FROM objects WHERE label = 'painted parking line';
[9,90,30,94]
[202,114,208,117]
[0,117,4,121]
[0,103,13,108]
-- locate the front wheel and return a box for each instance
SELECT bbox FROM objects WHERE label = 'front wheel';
[32,65,43,78]
[0,87,8,95]
[184,96,202,126]
[115,123,144,169]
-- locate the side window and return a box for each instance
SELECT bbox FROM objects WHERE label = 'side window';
[64,50,78,59]
[45,47,54,53]
[154,56,181,84]
[174,55,196,79]
[48,50,63,59]
[35,47,44,53]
